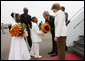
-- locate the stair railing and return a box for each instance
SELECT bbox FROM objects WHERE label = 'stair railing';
[66,7,84,26]
[74,18,84,29]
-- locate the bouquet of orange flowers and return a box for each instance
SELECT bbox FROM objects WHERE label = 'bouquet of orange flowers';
[10,24,23,36]
[41,23,50,33]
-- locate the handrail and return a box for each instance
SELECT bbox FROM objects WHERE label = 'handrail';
[66,7,84,26]
[66,20,70,26]
[69,7,84,21]
[74,18,84,29]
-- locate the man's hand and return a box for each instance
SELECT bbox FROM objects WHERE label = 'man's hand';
[55,37,58,42]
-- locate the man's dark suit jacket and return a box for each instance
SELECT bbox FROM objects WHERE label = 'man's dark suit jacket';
[20,14,32,28]
[45,15,55,32]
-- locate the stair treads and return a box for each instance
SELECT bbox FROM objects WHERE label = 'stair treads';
[74,40,84,45]
[74,45,84,51]
[69,46,84,57]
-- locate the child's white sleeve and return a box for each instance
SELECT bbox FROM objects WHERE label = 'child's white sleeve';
[34,24,44,35]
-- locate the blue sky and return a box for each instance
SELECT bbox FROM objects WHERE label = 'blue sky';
[1,1,84,24]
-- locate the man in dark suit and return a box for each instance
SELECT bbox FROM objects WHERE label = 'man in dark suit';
[43,11,57,56]
[20,7,32,48]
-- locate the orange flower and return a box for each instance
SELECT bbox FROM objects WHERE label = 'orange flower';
[10,24,23,36]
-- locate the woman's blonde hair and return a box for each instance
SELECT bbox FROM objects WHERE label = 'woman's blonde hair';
[51,3,61,10]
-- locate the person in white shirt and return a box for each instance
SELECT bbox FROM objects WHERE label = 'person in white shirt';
[51,3,67,60]
[30,17,44,58]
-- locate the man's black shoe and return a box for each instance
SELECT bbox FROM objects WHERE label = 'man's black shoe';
[48,51,54,54]
[65,46,68,51]
[50,53,57,57]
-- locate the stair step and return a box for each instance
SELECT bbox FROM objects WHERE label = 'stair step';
[74,45,84,52]
[75,40,84,43]
[74,40,84,48]
[79,35,84,40]
[69,46,84,57]
[74,42,84,48]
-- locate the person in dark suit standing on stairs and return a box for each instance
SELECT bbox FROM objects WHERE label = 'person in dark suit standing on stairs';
[43,11,58,57]
[61,6,68,51]
[61,6,68,24]
[20,7,32,48]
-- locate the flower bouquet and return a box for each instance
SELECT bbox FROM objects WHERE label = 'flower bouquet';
[21,23,27,30]
[21,23,28,39]
[41,22,50,33]
[10,24,23,36]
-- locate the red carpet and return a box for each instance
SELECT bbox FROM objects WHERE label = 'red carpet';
[38,53,84,60]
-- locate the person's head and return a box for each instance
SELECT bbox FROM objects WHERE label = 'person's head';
[51,3,61,13]
[61,6,65,12]
[32,17,38,23]
[11,13,20,23]
[43,11,50,20]
[23,7,28,15]
[15,13,21,23]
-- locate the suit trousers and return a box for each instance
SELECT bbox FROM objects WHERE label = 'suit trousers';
[27,25,32,48]
[57,36,67,60]
[51,30,57,54]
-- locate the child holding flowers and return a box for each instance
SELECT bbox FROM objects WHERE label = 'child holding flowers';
[30,17,44,58]
[8,13,31,60]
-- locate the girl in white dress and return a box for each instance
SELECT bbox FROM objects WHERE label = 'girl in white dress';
[8,13,31,60]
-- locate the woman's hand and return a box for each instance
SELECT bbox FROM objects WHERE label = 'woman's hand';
[55,37,58,42]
